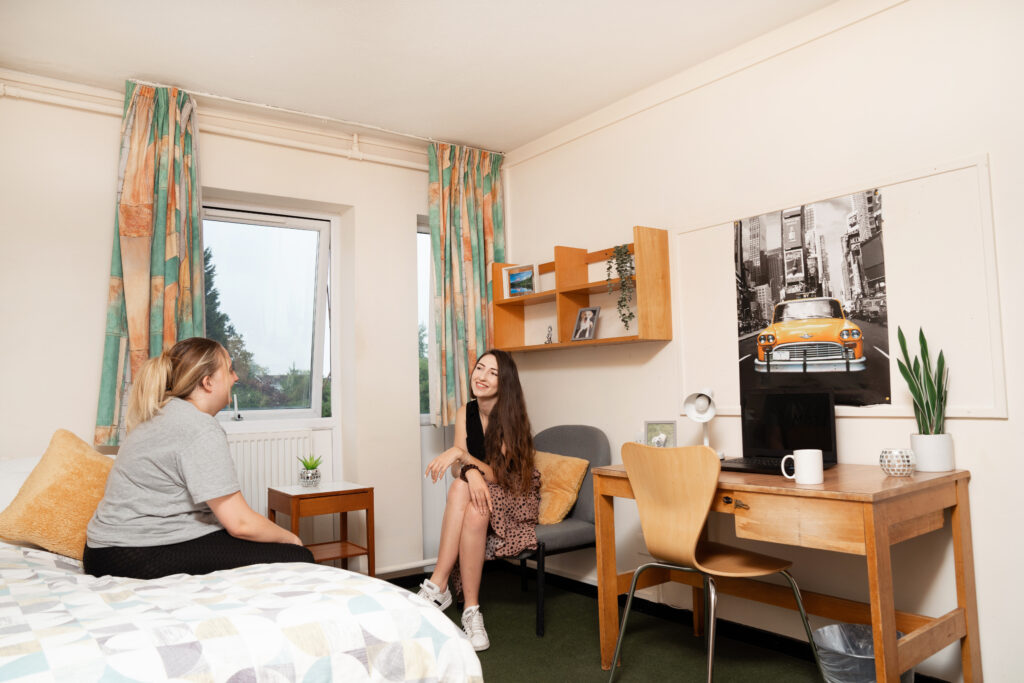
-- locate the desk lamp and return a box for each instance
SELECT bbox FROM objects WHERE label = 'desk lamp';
[683,389,719,456]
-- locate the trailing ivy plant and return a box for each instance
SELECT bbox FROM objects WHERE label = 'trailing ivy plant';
[605,244,636,330]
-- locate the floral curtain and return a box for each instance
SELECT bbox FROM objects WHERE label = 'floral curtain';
[94,81,204,445]
[428,143,506,426]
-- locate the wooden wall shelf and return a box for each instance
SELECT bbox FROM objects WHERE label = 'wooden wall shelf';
[491,225,671,351]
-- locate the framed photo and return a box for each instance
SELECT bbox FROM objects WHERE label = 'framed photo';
[644,420,676,448]
[571,306,600,341]
[502,264,537,297]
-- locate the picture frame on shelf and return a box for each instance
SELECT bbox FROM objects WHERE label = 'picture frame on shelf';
[644,420,676,448]
[502,264,537,298]
[572,306,600,341]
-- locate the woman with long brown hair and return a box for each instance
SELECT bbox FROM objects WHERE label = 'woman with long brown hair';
[84,337,313,579]
[421,349,539,650]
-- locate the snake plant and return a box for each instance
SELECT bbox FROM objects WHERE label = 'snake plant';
[896,327,949,434]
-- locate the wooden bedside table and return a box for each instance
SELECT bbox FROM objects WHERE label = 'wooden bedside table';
[267,481,375,576]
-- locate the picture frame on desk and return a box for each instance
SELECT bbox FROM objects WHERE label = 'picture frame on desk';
[644,420,676,448]
[502,264,537,298]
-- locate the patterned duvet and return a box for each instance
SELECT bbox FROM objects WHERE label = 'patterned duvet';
[0,542,482,682]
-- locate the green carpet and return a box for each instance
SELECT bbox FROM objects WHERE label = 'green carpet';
[391,563,821,682]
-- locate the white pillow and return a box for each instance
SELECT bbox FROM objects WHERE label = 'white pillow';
[0,455,44,509]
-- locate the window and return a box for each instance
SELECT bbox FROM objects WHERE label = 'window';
[418,215,431,416]
[202,206,331,419]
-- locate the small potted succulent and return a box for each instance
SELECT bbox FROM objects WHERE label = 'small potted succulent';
[297,454,323,487]
[896,327,953,472]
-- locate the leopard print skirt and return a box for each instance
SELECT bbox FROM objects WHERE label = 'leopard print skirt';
[452,469,540,597]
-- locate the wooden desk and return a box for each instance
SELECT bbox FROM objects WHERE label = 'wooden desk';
[268,481,375,576]
[593,464,981,681]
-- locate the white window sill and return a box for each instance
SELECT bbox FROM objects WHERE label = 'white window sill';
[220,416,336,434]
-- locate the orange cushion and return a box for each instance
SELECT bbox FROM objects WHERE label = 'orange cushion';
[0,430,113,559]
[534,450,589,525]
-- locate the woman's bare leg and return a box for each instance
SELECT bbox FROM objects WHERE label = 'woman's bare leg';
[458,503,490,607]
[429,479,470,589]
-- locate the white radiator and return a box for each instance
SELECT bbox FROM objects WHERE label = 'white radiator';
[227,429,315,517]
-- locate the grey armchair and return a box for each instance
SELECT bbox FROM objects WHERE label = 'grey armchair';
[517,424,611,636]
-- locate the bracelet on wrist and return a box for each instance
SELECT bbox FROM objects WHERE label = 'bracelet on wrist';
[460,464,483,482]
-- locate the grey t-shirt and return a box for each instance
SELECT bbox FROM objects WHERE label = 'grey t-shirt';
[86,397,240,548]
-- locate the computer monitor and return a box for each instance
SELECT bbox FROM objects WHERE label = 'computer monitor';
[740,389,838,464]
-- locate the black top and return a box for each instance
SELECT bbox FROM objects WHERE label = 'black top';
[465,400,487,462]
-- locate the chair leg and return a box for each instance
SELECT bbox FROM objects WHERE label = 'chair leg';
[780,569,823,678]
[705,576,718,683]
[608,563,654,683]
[520,558,528,592]
[535,543,546,637]
[703,576,711,639]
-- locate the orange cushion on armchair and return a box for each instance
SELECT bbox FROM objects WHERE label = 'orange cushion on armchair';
[534,450,590,525]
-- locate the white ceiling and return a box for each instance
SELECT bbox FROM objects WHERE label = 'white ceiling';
[0,0,836,152]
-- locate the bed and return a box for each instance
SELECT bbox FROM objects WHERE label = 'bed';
[0,542,482,682]
[0,435,483,682]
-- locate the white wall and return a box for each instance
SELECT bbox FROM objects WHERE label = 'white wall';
[0,74,429,573]
[420,422,455,561]
[503,0,1021,680]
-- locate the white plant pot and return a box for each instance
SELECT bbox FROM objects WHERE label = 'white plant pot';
[910,433,955,472]
[298,468,321,487]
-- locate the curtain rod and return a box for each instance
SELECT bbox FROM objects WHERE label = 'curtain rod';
[130,78,504,156]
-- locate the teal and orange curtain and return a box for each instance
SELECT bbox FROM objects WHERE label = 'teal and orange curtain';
[428,143,506,426]
[94,82,204,445]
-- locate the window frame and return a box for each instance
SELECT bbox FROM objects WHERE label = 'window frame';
[417,214,432,425]
[202,203,331,422]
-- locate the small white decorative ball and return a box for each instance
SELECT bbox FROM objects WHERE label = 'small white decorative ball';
[880,448,916,477]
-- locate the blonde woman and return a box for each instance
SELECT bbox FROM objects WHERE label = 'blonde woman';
[84,337,313,579]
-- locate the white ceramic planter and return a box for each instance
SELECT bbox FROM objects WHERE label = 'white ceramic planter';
[910,433,955,472]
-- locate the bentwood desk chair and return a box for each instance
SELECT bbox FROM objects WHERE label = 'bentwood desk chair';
[609,444,822,683]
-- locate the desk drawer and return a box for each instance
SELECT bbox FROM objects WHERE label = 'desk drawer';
[720,491,866,555]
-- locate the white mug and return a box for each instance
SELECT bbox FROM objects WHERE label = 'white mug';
[781,449,824,485]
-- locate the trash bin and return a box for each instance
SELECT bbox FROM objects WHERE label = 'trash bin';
[812,624,915,683]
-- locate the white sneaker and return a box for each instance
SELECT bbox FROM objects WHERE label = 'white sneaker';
[461,606,490,651]
[416,579,452,611]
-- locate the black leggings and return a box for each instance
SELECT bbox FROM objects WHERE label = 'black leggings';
[83,529,315,580]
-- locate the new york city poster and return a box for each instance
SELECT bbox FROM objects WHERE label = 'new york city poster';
[734,189,891,407]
